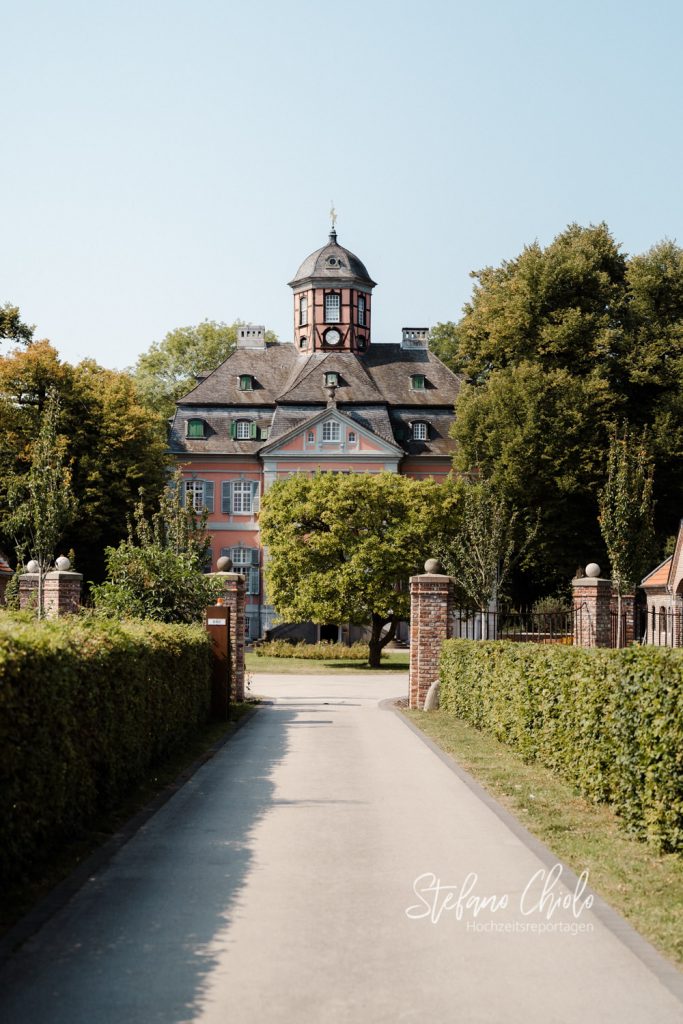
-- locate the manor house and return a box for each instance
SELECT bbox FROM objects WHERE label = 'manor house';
[170,229,461,639]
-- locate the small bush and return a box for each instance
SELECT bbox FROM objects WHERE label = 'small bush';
[256,640,371,661]
[0,613,212,887]
[439,640,683,852]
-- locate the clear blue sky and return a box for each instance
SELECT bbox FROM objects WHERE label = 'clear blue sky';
[3,0,682,369]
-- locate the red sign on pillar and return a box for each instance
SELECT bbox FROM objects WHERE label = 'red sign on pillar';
[205,604,231,720]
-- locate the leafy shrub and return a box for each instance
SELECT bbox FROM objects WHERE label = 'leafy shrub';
[0,614,212,887]
[256,640,371,661]
[439,640,683,852]
[92,544,224,623]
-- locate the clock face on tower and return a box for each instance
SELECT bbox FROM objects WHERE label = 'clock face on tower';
[324,329,341,346]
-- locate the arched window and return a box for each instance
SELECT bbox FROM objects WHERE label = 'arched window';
[325,293,341,323]
[659,605,668,646]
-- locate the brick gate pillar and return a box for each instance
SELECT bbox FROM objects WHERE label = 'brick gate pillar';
[210,570,246,701]
[572,564,612,648]
[409,560,454,710]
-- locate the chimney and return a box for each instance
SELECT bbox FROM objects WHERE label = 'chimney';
[401,327,430,350]
[236,324,266,349]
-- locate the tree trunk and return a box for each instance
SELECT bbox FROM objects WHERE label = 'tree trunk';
[368,614,398,669]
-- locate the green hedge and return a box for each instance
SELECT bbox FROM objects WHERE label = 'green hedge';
[439,640,683,852]
[256,640,371,660]
[0,614,212,887]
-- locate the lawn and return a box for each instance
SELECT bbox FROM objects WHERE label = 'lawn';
[245,650,409,673]
[404,708,683,969]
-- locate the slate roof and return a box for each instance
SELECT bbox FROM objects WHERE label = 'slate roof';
[170,341,462,460]
[289,231,376,288]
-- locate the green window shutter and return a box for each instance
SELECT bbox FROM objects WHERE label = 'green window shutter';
[221,481,232,514]
[203,481,214,513]
[178,480,186,506]
[230,420,237,439]
[251,481,260,513]
[250,421,258,440]
[248,566,259,595]
[251,547,260,566]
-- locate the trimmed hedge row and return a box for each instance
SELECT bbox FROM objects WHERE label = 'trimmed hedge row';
[0,614,212,887]
[256,640,371,660]
[439,640,683,852]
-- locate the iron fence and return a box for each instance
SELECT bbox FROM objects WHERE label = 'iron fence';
[450,608,574,644]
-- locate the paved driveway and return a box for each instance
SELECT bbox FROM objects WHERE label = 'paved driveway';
[1,671,681,1023]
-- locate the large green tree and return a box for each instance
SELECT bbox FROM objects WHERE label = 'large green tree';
[438,224,683,595]
[132,319,278,419]
[0,342,167,583]
[0,303,34,347]
[260,472,462,667]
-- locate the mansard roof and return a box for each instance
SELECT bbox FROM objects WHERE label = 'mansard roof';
[171,340,462,460]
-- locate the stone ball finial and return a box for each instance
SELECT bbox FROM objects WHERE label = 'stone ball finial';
[424,558,442,574]
[585,562,601,578]
[55,555,71,571]
[26,559,39,573]
[216,555,232,572]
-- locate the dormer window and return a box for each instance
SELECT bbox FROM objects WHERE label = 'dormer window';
[325,293,341,323]
[410,374,426,390]
[187,418,206,439]
[299,295,308,326]
[239,374,254,391]
[324,371,339,387]
[231,419,257,440]
[358,294,366,326]
[412,421,428,441]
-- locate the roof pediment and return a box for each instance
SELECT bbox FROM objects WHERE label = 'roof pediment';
[259,406,403,458]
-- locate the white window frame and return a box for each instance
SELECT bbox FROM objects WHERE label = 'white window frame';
[321,420,341,442]
[236,420,251,440]
[185,479,205,511]
[325,293,341,323]
[412,421,428,441]
[229,547,260,596]
[299,295,308,326]
[348,431,357,444]
[307,430,315,443]
[232,480,253,514]
[358,294,366,326]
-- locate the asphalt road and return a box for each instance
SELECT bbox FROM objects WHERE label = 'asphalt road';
[1,671,681,1023]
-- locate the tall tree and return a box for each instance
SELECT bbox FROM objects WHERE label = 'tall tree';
[598,427,655,645]
[260,472,462,668]
[446,224,683,596]
[132,319,278,419]
[2,390,77,617]
[0,303,34,347]
[0,342,166,583]
[439,479,537,618]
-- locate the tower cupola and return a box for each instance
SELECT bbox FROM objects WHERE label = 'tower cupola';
[289,224,376,354]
